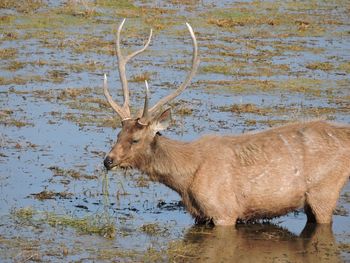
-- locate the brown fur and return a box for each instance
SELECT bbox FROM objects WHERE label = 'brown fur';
[105,119,350,225]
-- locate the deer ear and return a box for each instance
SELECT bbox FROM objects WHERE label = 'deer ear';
[151,108,172,133]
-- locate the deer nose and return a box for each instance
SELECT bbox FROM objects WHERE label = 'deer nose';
[104,156,114,170]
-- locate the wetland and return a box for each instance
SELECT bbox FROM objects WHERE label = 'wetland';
[0,0,350,261]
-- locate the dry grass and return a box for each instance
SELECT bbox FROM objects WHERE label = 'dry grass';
[0,48,17,59]
[48,166,98,180]
[306,62,334,71]
[130,72,152,82]
[0,0,44,13]
[30,190,73,201]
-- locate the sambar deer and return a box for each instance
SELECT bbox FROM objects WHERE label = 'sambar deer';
[103,19,350,225]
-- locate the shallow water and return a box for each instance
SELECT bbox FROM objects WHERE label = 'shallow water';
[0,0,349,261]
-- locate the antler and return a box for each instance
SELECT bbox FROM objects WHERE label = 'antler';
[104,19,199,123]
[141,23,199,118]
[104,18,153,121]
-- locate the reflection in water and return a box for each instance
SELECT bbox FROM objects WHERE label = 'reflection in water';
[182,223,342,263]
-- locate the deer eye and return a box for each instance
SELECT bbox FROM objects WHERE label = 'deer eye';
[131,139,140,144]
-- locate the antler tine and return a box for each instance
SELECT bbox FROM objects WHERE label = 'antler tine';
[148,22,200,116]
[103,74,129,120]
[126,29,153,63]
[115,18,131,118]
[141,80,150,119]
[104,18,153,121]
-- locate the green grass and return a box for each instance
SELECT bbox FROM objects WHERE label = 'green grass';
[201,64,233,75]
[16,13,91,30]
[0,0,44,13]
[12,207,116,238]
[96,0,136,9]
[140,223,168,236]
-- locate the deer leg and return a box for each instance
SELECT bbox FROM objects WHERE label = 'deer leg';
[189,180,239,226]
[212,216,237,226]
[181,192,206,221]
[304,203,316,223]
[305,168,349,224]
[305,190,335,224]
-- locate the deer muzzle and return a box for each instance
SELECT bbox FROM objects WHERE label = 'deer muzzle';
[103,156,115,170]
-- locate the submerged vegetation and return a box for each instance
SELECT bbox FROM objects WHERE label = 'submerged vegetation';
[12,207,116,238]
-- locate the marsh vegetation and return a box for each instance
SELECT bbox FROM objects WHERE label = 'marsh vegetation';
[0,0,349,261]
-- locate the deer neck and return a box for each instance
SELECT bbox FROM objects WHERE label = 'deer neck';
[140,135,199,194]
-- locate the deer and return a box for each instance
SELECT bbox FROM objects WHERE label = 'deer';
[102,18,350,226]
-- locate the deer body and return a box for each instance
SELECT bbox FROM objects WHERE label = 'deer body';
[116,120,350,225]
[102,19,349,225]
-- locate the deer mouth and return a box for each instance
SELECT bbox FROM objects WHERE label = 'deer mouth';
[105,163,130,171]
[109,165,119,171]
[104,163,117,171]
[117,162,133,170]
[104,156,119,170]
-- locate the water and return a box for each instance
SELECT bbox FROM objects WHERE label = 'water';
[0,0,349,261]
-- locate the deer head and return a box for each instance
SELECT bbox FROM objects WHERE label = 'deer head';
[103,19,199,170]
